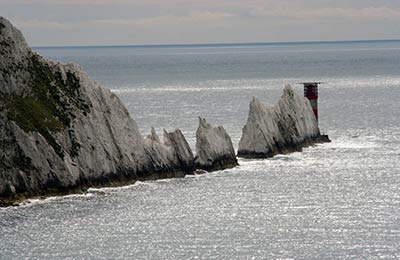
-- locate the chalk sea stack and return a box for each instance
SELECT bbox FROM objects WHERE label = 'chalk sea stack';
[0,16,330,205]
[194,118,238,171]
[0,17,196,205]
[238,84,330,158]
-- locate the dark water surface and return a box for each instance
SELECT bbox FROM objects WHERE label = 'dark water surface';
[1,41,400,259]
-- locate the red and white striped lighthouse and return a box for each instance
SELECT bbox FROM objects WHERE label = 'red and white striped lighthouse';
[301,82,321,122]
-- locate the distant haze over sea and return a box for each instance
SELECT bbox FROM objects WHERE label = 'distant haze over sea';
[33,39,400,49]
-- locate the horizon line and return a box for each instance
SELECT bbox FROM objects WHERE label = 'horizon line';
[32,39,400,49]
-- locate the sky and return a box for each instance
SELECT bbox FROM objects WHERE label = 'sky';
[1,0,399,46]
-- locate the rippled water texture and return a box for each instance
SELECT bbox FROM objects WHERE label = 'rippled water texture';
[1,41,400,259]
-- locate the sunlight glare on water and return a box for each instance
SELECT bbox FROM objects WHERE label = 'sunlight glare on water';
[1,41,400,259]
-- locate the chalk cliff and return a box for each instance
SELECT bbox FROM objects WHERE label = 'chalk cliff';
[238,85,330,158]
[194,118,237,171]
[0,17,194,205]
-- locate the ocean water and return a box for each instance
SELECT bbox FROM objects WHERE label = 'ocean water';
[1,41,400,259]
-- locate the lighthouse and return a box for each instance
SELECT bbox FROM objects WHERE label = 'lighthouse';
[300,82,321,122]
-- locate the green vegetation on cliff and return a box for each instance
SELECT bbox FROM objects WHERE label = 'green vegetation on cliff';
[3,54,91,158]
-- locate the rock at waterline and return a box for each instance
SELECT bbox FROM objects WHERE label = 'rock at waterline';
[143,127,194,174]
[238,84,330,158]
[194,117,238,171]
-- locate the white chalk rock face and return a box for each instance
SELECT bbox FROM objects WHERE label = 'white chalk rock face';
[144,127,194,177]
[0,17,194,204]
[238,84,329,158]
[163,129,194,170]
[194,118,238,170]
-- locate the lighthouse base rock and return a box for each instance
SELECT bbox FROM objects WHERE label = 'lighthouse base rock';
[238,85,330,158]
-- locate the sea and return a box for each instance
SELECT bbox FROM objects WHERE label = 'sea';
[1,40,400,260]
